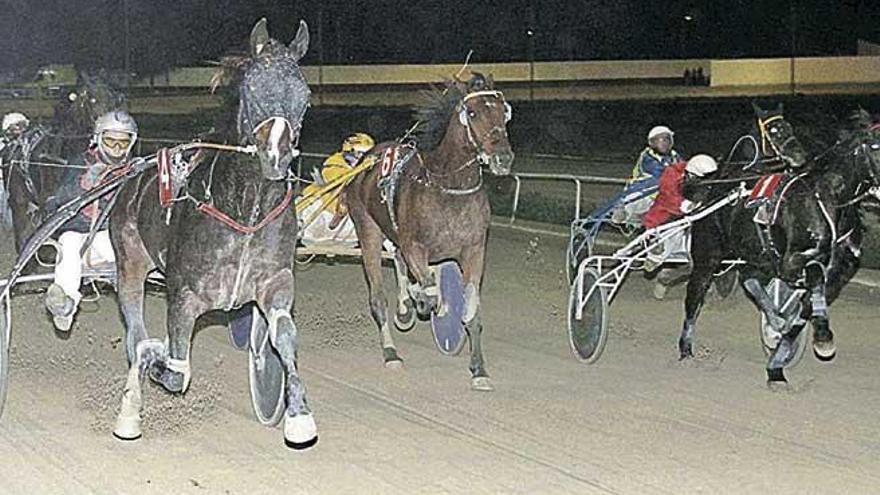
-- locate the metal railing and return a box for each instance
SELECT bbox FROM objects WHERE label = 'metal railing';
[507,171,626,224]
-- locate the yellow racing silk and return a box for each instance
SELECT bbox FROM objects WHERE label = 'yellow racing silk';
[301,152,351,213]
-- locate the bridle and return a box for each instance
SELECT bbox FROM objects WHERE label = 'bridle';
[757,114,800,166]
[456,90,512,157]
[418,90,511,195]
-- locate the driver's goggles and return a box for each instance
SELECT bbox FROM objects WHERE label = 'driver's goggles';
[101,135,133,150]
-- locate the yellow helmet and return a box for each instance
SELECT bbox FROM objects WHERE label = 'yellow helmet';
[341,133,375,155]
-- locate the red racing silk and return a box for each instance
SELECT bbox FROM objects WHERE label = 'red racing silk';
[642,160,689,229]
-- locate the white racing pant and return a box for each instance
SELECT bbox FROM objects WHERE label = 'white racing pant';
[646,229,691,266]
[54,230,116,304]
[298,200,359,248]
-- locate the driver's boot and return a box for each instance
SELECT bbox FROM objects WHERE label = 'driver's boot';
[45,283,75,332]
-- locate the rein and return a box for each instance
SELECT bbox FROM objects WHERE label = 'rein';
[157,141,296,235]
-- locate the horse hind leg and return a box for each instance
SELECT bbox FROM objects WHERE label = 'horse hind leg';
[805,260,836,361]
[351,211,402,367]
[678,262,715,360]
[391,248,416,332]
[111,221,154,364]
[148,287,206,393]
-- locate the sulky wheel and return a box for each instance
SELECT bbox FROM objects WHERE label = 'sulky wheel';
[568,266,609,364]
[430,261,468,356]
[248,306,286,426]
[566,231,593,285]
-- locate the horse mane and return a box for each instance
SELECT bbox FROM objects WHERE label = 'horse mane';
[413,81,465,151]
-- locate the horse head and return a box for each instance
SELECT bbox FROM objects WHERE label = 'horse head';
[213,18,311,181]
[850,120,880,189]
[751,102,808,168]
[452,72,515,175]
[58,72,126,135]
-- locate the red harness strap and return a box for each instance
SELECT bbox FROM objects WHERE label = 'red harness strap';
[196,184,295,235]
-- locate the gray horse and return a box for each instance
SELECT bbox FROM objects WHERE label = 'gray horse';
[111,18,316,448]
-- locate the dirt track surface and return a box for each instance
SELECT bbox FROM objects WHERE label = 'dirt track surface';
[1,226,880,494]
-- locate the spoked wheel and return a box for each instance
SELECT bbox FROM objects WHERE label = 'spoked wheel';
[0,296,9,419]
[430,261,468,356]
[566,232,593,284]
[568,266,609,363]
[248,307,286,426]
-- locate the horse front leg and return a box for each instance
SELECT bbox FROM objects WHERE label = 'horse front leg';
[805,260,836,361]
[742,267,794,336]
[678,261,716,359]
[460,243,493,391]
[258,269,317,449]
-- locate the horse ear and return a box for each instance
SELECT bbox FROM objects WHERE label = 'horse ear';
[487,73,495,89]
[289,20,310,62]
[250,18,270,57]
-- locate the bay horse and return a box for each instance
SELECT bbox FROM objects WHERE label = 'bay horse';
[111,19,317,448]
[2,75,124,253]
[680,108,880,383]
[345,73,514,391]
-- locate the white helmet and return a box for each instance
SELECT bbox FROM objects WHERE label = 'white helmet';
[685,154,718,177]
[647,125,674,142]
[2,112,29,133]
[93,110,138,163]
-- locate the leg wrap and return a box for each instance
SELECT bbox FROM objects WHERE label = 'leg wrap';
[165,357,192,393]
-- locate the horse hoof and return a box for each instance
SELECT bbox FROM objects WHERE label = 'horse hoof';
[813,341,837,362]
[678,340,693,360]
[766,367,787,383]
[471,376,494,392]
[284,414,318,450]
[113,414,142,441]
[384,359,404,370]
[149,365,186,393]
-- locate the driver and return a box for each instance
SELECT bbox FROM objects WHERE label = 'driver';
[44,110,138,331]
[299,132,374,245]
[613,125,684,226]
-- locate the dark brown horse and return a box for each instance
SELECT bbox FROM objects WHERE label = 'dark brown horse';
[345,73,514,391]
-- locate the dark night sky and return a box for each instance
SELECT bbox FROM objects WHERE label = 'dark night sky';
[1,0,878,75]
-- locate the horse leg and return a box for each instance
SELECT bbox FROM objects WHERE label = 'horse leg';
[805,260,836,361]
[258,270,318,449]
[351,211,402,367]
[742,270,791,335]
[399,244,438,316]
[148,287,206,393]
[460,243,493,391]
[391,248,416,332]
[678,261,715,359]
[113,233,153,364]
